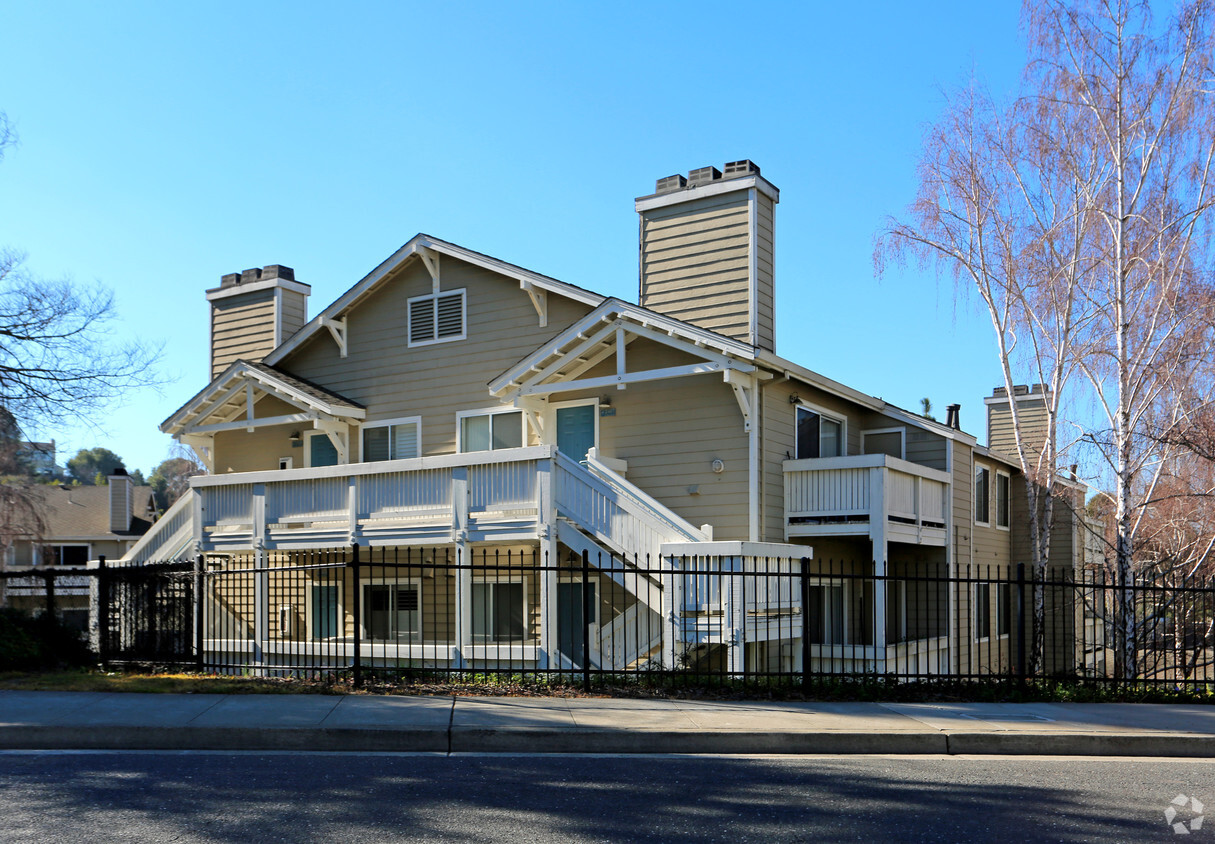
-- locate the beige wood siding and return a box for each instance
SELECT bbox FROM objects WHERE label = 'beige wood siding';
[280,256,592,458]
[280,290,308,342]
[213,395,317,474]
[640,191,753,343]
[211,290,278,378]
[971,457,1011,567]
[544,338,752,541]
[988,396,1049,459]
[755,194,775,351]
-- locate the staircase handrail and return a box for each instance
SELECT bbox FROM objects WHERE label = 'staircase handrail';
[120,491,194,565]
[554,451,708,555]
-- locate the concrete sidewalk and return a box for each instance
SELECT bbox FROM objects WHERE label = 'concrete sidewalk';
[2,691,1214,756]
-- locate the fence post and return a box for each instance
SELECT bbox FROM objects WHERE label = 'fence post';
[800,556,812,687]
[581,548,592,693]
[96,556,109,665]
[1015,563,1026,680]
[43,569,56,621]
[350,541,362,688]
[194,553,205,672]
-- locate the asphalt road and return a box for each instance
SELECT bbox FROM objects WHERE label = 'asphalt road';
[0,752,1211,843]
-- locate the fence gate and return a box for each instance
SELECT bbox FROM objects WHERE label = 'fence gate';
[99,562,196,665]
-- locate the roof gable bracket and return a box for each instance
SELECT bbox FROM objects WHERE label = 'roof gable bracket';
[520,280,548,327]
[321,317,348,358]
[418,247,441,294]
[725,370,754,433]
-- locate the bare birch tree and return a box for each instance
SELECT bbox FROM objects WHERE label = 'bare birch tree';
[879,0,1215,678]
[875,76,1090,672]
[1027,0,1215,678]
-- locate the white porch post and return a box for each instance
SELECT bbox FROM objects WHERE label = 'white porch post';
[662,559,679,671]
[869,466,888,673]
[726,558,746,675]
[452,466,470,669]
[537,458,558,669]
[252,483,267,670]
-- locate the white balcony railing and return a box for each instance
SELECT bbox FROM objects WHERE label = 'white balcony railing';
[186,446,556,551]
[783,454,950,545]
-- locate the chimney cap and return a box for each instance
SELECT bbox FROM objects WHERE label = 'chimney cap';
[109,467,128,477]
[687,166,722,186]
[655,174,688,194]
[723,159,761,178]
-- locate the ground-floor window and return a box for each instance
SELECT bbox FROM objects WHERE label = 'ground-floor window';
[974,582,991,640]
[362,582,421,641]
[40,544,90,566]
[471,580,526,642]
[806,580,846,644]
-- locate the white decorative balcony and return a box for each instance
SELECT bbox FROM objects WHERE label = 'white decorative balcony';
[783,454,950,546]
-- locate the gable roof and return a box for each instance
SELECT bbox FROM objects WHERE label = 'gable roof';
[263,233,607,368]
[161,359,365,437]
[14,484,156,541]
[489,298,759,402]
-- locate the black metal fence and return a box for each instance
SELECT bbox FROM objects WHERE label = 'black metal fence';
[62,545,1214,690]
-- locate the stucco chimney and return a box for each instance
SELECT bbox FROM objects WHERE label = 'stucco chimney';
[108,469,132,533]
[206,264,311,379]
[636,160,779,350]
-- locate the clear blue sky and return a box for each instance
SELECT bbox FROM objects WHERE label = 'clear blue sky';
[0,1,1027,475]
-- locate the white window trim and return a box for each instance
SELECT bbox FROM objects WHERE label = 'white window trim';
[470,575,531,643]
[995,470,1011,532]
[974,463,992,528]
[278,456,294,471]
[973,581,992,642]
[303,430,338,468]
[543,397,599,454]
[361,415,423,462]
[996,581,1011,639]
[889,577,908,641]
[861,427,906,460]
[794,402,848,459]
[806,576,849,645]
[456,407,527,453]
[407,288,467,348]
[359,577,423,642]
[305,581,345,641]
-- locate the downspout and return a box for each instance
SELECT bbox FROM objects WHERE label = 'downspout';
[749,371,760,542]
[759,374,791,543]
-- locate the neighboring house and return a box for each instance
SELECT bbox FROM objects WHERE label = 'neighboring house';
[5,472,155,629]
[17,440,60,477]
[127,160,1087,675]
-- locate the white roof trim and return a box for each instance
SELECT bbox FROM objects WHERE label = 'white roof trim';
[205,277,311,301]
[634,174,780,212]
[161,362,364,436]
[263,234,605,367]
[489,299,758,400]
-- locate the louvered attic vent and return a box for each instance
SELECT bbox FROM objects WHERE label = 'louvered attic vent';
[407,289,466,346]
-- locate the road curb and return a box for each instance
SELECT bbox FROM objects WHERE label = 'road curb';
[944,731,1215,758]
[2,726,1211,756]
[449,728,949,755]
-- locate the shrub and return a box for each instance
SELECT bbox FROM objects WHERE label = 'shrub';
[0,609,93,670]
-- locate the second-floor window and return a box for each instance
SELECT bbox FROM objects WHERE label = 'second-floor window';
[407,290,466,347]
[975,465,991,525]
[363,418,421,462]
[996,471,1011,529]
[796,406,843,459]
[458,409,524,453]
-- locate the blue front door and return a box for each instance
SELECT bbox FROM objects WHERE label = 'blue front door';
[556,405,595,462]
